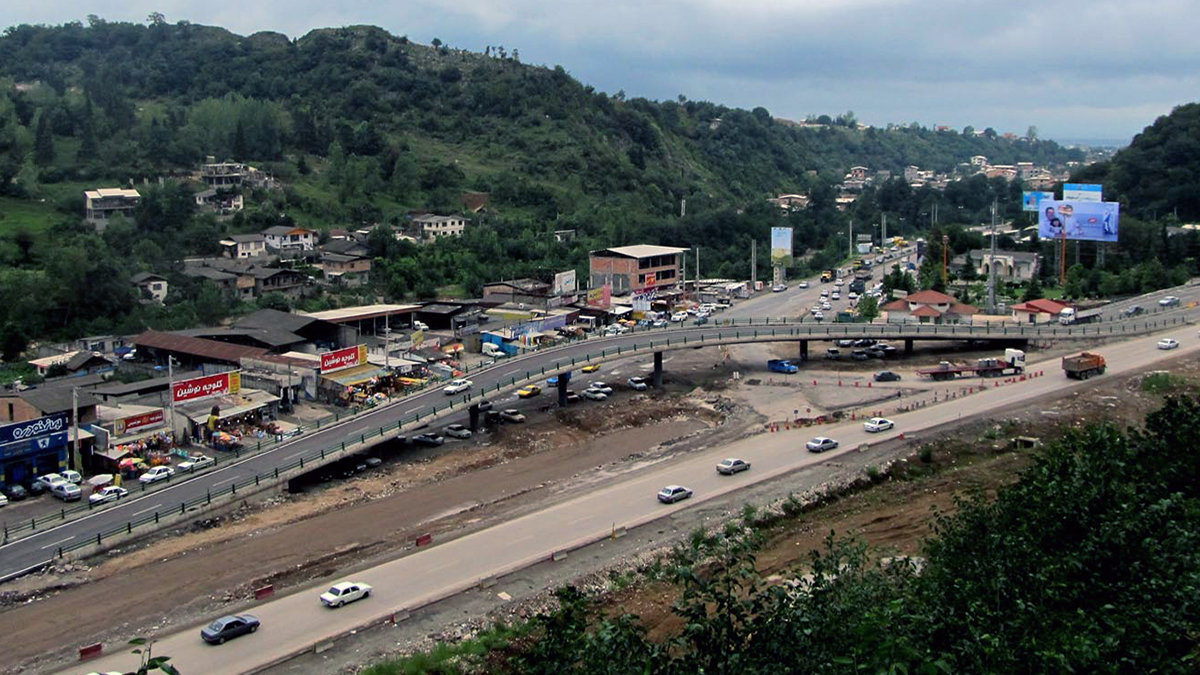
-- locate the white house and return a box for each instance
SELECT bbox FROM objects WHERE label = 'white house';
[413,214,467,239]
[262,225,318,252]
[220,233,268,259]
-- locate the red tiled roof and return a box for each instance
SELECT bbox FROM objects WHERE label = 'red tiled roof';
[881,299,910,311]
[905,290,957,304]
[948,303,980,315]
[1011,299,1069,314]
[132,330,268,363]
[911,305,943,318]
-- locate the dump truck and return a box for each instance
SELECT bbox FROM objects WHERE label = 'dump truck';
[917,349,1026,381]
[1062,352,1106,379]
[767,359,799,374]
[1058,307,1103,325]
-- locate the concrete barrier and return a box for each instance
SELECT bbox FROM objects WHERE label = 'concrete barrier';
[551,550,568,562]
[79,643,103,661]
[415,533,433,547]
[254,585,275,600]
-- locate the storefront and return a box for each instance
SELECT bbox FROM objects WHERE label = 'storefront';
[96,405,177,472]
[318,363,398,408]
[0,415,70,489]
[180,389,281,450]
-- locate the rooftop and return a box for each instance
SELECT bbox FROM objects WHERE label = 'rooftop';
[593,245,689,259]
[85,188,140,200]
[9,382,100,414]
[132,330,268,363]
[302,304,421,323]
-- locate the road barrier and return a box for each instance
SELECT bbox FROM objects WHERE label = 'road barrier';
[254,585,275,600]
[78,643,103,661]
[415,533,433,547]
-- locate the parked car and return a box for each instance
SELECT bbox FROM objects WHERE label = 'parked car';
[583,389,608,401]
[1158,338,1180,350]
[806,437,839,453]
[51,482,82,501]
[671,311,689,322]
[201,614,260,644]
[581,364,602,373]
[517,385,542,398]
[798,281,809,288]
[863,417,895,433]
[0,493,6,508]
[61,470,82,485]
[477,399,494,411]
[1159,295,1181,307]
[693,315,709,326]
[320,581,373,608]
[837,339,855,347]
[444,424,472,439]
[139,466,175,485]
[854,339,877,348]
[825,348,842,360]
[657,485,693,503]
[89,485,129,506]
[716,458,751,475]
[588,382,614,394]
[564,391,582,404]
[484,410,504,424]
[771,284,787,292]
[499,409,526,423]
[178,454,215,472]
[443,379,473,395]
[627,376,649,391]
[412,433,445,447]
[874,344,898,356]
[651,319,668,328]
[874,370,902,382]
[4,484,28,502]
[33,473,67,493]
[851,350,870,361]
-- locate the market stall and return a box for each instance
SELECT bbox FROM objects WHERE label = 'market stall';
[318,362,400,407]
[178,388,281,450]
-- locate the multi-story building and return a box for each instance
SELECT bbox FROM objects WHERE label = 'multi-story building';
[588,245,688,296]
[130,272,169,303]
[414,214,467,239]
[262,225,318,252]
[200,160,247,188]
[320,253,371,287]
[220,234,268,259]
[84,188,141,230]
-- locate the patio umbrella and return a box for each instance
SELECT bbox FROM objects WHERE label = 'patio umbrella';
[87,474,114,487]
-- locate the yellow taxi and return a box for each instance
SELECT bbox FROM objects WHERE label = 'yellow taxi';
[517,385,542,398]
[581,364,601,373]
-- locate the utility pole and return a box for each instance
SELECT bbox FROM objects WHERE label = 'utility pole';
[942,234,949,284]
[881,214,887,245]
[849,220,854,259]
[695,247,700,287]
[71,387,79,471]
[750,239,757,289]
[167,356,177,440]
[987,199,997,314]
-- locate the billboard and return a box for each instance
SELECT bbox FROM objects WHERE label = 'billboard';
[1022,191,1055,212]
[173,371,241,404]
[552,270,577,296]
[320,345,367,373]
[770,227,794,267]
[586,284,612,309]
[0,413,69,445]
[114,409,165,436]
[1063,183,1103,202]
[632,289,656,312]
[1038,200,1120,242]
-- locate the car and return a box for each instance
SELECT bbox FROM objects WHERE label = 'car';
[866,346,886,359]
[837,339,855,347]
[874,344,898,356]
[1159,296,1181,307]
[820,289,830,297]
[4,484,28,502]
[443,379,473,395]
[33,473,67,492]
[444,424,472,439]
[821,302,832,311]
[139,466,175,485]
[1158,338,1180,350]
[825,348,842,360]
[0,493,6,508]
[581,364,602,373]
[517,385,542,398]
[320,581,373,608]
[364,457,383,468]
[657,485,693,503]
[476,399,494,411]
[627,376,649,391]
[831,292,841,301]
[853,339,877,348]
[772,284,787,292]
[587,382,614,395]
[671,311,689,322]
[484,409,504,424]
[851,350,870,361]
[201,614,260,644]
[848,291,859,300]
[806,437,839,453]
[583,388,608,401]
[693,315,709,325]
[61,470,82,485]
[834,279,845,287]
[51,482,82,501]
[499,409,526,423]
[89,485,129,505]
[812,310,824,321]
[25,480,46,496]
[178,454,215,472]
[798,281,809,289]
[700,303,718,313]
[412,433,445,447]
[716,458,751,475]
[864,417,895,433]
[1124,305,1145,317]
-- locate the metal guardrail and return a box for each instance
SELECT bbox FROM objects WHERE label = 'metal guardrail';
[4,309,1192,553]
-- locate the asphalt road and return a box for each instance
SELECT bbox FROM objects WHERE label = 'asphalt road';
[59,310,1200,675]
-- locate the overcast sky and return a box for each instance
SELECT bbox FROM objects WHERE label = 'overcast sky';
[10,1,1200,145]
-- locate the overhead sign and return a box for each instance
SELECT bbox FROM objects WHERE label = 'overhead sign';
[1062,183,1103,202]
[113,409,165,436]
[320,345,367,373]
[1022,191,1055,212]
[552,270,577,296]
[173,371,241,404]
[1038,200,1120,242]
[770,227,794,267]
[0,432,69,461]
[0,413,69,445]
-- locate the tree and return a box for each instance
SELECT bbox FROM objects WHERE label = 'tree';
[257,292,291,311]
[128,637,181,675]
[1022,276,1044,302]
[34,112,54,166]
[0,322,27,362]
[857,294,880,322]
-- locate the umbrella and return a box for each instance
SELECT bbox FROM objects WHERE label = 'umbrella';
[119,457,146,469]
[87,474,114,487]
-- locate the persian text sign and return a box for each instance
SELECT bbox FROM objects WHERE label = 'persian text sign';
[0,413,69,445]
[173,371,240,404]
[114,409,165,436]
[320,345,368,373]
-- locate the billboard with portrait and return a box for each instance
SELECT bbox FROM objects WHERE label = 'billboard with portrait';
[1022,191,1055,212]
[1062,183,1103,202]
[770,227,793,267]
[1038,200,1120,242]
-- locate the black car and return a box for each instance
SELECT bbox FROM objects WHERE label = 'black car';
[484,409,503,424]
[564,391,582,404]
[412,433,445,447]
[854,339,877,348]
[874,370,901,382]
[201,614,260,644]
[1124,305,1144,317]
[4,484,28,501]
[25,480,46,496]
[477,399,494,411]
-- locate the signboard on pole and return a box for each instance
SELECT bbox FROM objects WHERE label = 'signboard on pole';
[0,413,69,445]
[1022,191,1055,212]
[320,345,368,373]
[1037,200,1120,242]
[114,409,165,436]
[1062,183,1103,202]
[172,371,241,404]
[770,227,794,267]
[552,270,577,296]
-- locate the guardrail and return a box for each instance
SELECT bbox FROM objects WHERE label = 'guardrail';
[3,309,1193,557]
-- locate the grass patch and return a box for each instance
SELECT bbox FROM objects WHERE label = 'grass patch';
[1142,371,1183,394]
[0,197,59,236]
[360,621,525,675]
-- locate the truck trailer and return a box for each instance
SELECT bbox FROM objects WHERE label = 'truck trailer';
[1059,307,1103,325]
[917,349,1026,381]
[1062,352,1106,379]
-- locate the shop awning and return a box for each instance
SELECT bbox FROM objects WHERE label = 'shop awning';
[93,446,131,461]
[180,389,280,425]
[109,426,172,447]
[320,363,390,387]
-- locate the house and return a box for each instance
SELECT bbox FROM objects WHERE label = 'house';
[460,191,490,213]
[881,290,979,324]
[130,272,168,303]
[320,253,371,287]
[195,189,244,216]
[970,250,1039,282]
[200,160,247,188]
[27,351,113,377]
[262,225,318,252]
[970,155,988,167]
[483,278,553,306]
[220,233,268,259]
[250,267,308,299]
[848,166,869,180]
[1010,298,1070,325]
[321,237,371,258]
[768,194,809,211]
[903,166,921,183]
[413,214,467,239]
[589,245,687,296]
[180,264,242,297]
[84,188,140,230]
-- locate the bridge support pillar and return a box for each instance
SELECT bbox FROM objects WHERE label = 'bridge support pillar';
[468,404,480,432]
[557,376,569,407]
[799,340,809,361]
[653,352,664,388]
[904,338,914,356]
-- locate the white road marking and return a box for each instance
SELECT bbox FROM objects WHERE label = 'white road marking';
[211,476,239,487]
[131,503,163,517]
[40,535,74,550]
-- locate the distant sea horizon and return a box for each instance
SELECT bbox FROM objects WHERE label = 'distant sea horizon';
[1050,136,1132,149]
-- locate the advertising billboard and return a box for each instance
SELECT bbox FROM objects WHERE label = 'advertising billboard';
[632,289,656,312]
[770,227,794,267]
[552,270,577,296]
[1062,183,1103,202]
[114,409,165,436]
[586,284,612,309]
[173,371,241,404]
[320,345,367,373]
[1038,200,1120,242]
[1022,191,1055,212]
[0,413,69,445]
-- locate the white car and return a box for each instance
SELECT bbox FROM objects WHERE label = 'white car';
[831,292,841,301]
[444,424,472,439]
[34,473,67,492]
[583,389,608,401]
[61,470,82,485]
[798,281,809,289]
[863,417,895,433]
[834,279,844,287]
[139,466,175,485]
[178,454,215,472]
[806,437,839,453]
[1157,338,1180,350]
[442,379,473,395]
[772,284,787,293]
[657,485,693,503]
[627,376,649,391]
[1159,296,1181,307]
[716,458,751,475]
[821,289,830,297]
[848,291,859,300]
[821,301,832,311]
[671,312,688,322]
[88,486,129,505]
[51,482,82,501]
[320,581,373,608]
[812,310,825,321]
[588,382,614,394]
[0,493,7,508]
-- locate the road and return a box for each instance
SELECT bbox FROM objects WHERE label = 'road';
[59,313,1200,675]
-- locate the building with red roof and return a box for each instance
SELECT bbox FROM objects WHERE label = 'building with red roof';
[1010,298,1070,324]
[882,290,979,324]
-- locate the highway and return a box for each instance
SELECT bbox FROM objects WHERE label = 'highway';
[58,310,1200,675]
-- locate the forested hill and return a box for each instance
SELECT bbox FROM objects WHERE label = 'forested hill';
[0,19,1081,217]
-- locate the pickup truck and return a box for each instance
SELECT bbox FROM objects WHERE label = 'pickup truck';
[767,359,798,374]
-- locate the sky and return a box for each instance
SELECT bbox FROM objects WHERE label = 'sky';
[8,0,1200,146]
